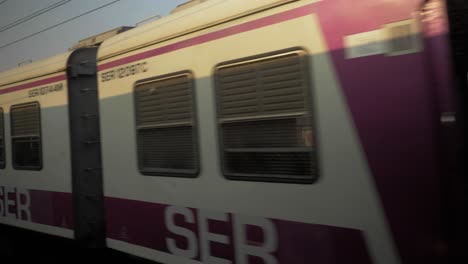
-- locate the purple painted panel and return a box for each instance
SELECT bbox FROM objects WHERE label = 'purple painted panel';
[30,190,74,229]
[105,196,372,264]
[421,0,463,259]
[314,0,454,263]
[422,0,456,112]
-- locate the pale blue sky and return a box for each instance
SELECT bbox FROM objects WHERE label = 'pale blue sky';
[0,0,187,71]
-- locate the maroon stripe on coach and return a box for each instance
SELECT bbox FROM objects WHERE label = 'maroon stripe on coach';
[105,196,372,264]
[0,187,73,230]
[29,190,74,229]
[0,75,66,95]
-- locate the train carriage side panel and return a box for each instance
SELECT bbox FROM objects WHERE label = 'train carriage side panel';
[94,0,446,263]
[0,52,75,238]
[0,48,105,247]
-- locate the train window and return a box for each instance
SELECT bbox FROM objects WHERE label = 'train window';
[214,49,318,183]
[384,19,421,56]
[134,71,198,177]
[10,102,42,170]
[0,108,5,169]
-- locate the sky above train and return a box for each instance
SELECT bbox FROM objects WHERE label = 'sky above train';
[0,0,187,71]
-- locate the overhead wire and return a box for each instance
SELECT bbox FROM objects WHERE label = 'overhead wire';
[0,0,122,49]
[0,0,73,33]
[0,1,8,6]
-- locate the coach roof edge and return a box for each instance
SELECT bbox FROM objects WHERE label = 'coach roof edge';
[97,0,308,61]
[0,52,72,88]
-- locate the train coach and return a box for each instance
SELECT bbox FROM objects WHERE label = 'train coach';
[0,0,466,263]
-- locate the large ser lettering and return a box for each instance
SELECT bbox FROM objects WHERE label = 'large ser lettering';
[0,186,31,221]
[165,205,278,263]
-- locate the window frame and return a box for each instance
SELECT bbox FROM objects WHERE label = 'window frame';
[10,101,43,171]
[214,48,319,184]
[133,70,200,178]
[384,19,422,56]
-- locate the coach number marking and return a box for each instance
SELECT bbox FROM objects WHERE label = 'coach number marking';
[28,83,64,98]
[101,62,148,82]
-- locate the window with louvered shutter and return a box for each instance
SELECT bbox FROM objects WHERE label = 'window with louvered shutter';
[134,72,198,176]
[0,108,5,169]
[11,102,42,170]
[215,49,318,183]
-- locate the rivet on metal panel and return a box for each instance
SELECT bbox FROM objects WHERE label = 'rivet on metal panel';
[80,88,97,93]
[82,139,100,144]
[80,114,98,119]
